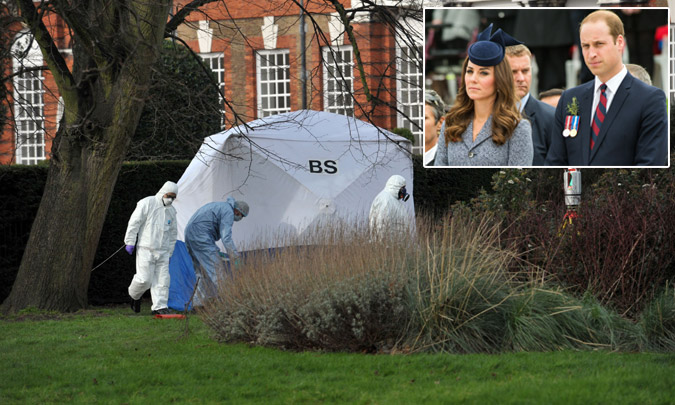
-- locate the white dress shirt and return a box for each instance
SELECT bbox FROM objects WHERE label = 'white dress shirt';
[424,144,437,166]
[590,65,627,126]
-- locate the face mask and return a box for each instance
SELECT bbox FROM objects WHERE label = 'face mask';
[163,197,174,206]
[398,186,410,202]
[234,214,243,222]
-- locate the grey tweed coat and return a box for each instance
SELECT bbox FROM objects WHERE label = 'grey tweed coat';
[434,116,533,167]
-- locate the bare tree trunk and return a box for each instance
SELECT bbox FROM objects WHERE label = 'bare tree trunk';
[2,147,123,311]
[2,73,152,313]
[2,0,171,314]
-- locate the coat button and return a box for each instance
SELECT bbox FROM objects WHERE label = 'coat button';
[468,152,475,158]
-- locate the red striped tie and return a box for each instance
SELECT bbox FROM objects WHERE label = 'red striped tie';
[591,83,607,150]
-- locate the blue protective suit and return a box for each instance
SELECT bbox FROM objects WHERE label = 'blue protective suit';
[184,198,239,304]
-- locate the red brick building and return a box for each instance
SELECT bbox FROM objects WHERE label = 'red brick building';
[1,9,74,165]
[0,1,424,164]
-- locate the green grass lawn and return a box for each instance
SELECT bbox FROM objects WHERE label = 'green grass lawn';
[1,305,673,404]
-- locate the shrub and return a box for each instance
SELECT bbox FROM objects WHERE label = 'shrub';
[295,273,411,352]
[199,221,416,352]
[127,40,221,160]
[392,127,414,144]
[455,168,675,317]
[575,291,644,351]
[503,287,642,352]
[640,283,675,352]
[412,155,496,218]
[201,211,646,354]
[503,287,585,352]
[551,169,675,316]
[408,212,518,353]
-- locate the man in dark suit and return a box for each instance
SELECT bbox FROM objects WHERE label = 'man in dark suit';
[506,44,555,166]
[545,10,667,167]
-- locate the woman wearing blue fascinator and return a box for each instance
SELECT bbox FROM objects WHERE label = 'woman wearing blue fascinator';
[434,24,533,167]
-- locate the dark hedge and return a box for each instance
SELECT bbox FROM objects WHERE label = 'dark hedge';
[0,161,189,305]
[412,154,496,218]
[1,158,491,305]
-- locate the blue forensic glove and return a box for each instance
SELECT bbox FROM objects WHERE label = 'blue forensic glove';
[125,245,135,255]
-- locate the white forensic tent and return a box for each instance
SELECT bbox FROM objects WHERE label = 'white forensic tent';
[167,110,414,310]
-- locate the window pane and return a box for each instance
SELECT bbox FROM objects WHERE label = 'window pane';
[257,51,290,117]
[397,45,423,154]
[322,47,354,117]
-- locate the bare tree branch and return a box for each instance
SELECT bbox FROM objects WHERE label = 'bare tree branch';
[16,0,76,95]
[166,33,251,131]
[165,0,217,35]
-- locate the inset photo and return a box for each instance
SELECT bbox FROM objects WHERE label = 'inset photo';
[424,7,669,168]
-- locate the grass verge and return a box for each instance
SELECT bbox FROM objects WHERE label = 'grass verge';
[1,305,674,404]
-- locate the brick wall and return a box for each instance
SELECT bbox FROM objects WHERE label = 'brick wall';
[1,16,72,165]
[2,1,413,163]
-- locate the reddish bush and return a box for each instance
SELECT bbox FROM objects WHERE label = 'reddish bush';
[550,171,675,315]
[460,169,675,317]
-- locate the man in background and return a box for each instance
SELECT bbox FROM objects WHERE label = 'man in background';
[506,44,556,166]
[539,88,564,110]
[626,63,652,86]
[424,90,446,166]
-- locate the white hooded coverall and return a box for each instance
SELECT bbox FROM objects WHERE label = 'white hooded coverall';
[124,182,178,311]
[368,175,413,240]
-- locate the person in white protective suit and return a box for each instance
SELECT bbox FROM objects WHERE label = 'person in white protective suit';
[124,181,178,315]
[184,197,249,306]
[369,175,413,241]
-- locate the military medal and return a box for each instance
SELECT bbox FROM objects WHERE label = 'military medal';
[563,115,579,138]
[564,97,580,138]
[569,116,579,138]
[563,116,572,137]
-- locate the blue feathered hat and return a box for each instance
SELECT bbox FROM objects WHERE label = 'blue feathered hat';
[468,23,523,66]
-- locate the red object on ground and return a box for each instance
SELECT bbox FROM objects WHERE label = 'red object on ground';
[154,314,186,319]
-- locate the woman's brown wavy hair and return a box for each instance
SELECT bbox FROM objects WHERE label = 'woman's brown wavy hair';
[442,56,521,145]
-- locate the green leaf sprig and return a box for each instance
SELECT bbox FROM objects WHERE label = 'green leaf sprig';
[566,97,579,115]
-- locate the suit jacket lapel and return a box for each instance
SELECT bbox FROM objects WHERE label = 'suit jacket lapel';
[524,100,536,126]
[590,75,631,162]
[464,116,493,149]
[579,88,593,165]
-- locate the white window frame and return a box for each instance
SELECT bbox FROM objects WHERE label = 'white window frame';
[256,49,291,118]
[322,46,354,117]
[396,44,424,155]
[12,33,46,165]
[200,52,226,129]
